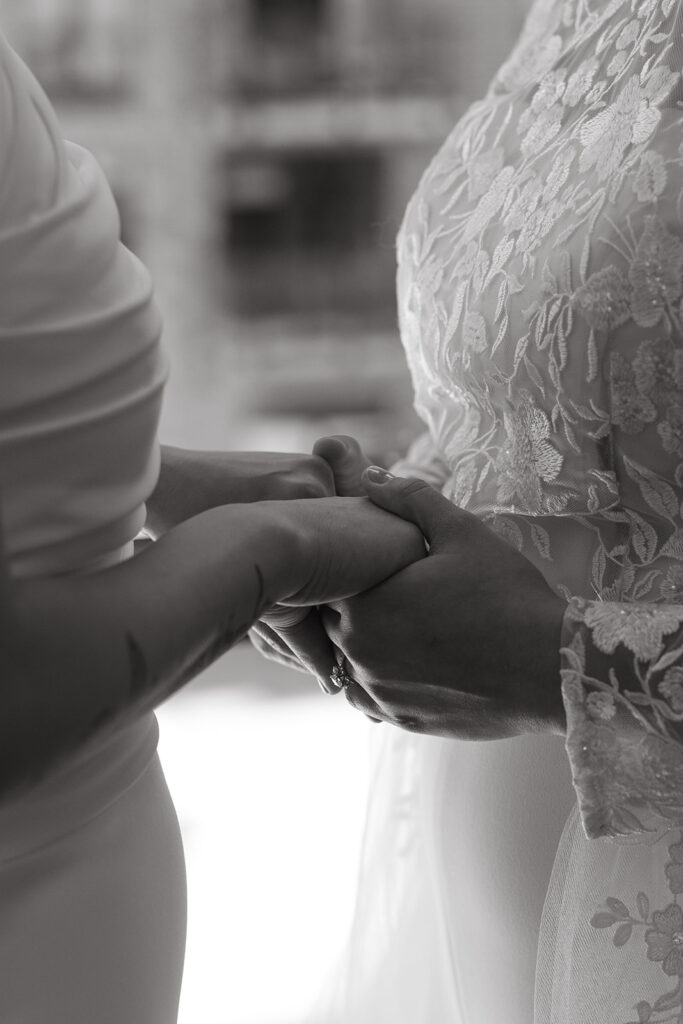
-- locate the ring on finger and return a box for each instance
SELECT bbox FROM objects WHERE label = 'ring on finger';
[330,658,353,691]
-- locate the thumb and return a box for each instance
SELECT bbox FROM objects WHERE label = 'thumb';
[312,435,371,497]
[361,466,465,547]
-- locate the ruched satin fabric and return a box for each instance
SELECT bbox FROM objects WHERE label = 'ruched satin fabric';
[0,32,168,578]
[0,31,185,1023]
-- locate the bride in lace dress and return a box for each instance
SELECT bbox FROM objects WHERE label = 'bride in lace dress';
[263,1,683,1021]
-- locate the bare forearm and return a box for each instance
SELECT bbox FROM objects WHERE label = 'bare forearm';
[144,445,335,540]
[0,506,299,800]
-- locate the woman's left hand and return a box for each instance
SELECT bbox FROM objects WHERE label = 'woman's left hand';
[145,445,336,539]
[324,468,569,739]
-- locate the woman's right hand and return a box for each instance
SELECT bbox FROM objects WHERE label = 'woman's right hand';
[250,492,425,689]
[264,495,426,608]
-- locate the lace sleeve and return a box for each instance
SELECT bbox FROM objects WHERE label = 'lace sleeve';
[560,204,683,839]
[561,598,683,839]
[389,430,451,488]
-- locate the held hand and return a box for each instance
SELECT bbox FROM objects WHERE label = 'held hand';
[312,434,372,496]
[145,446,335,539]
[324,469,568,739]
[251,434,375,687]
[251,494,426,687]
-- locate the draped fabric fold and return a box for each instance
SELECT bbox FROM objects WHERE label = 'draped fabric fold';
[0,31,167,577]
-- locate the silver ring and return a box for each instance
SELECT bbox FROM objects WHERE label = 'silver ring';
[330,660,353,691]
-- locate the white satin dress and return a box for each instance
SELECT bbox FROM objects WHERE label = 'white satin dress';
[311,2,683,1021]
[0,33,186,1023]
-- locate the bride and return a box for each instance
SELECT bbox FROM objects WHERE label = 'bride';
[256,1,683,1021]
[0,27,431,1023]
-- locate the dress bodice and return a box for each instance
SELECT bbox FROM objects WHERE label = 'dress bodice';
[0,32,165,850]
[396,0,683,604]
[0,32,167,579]
[388,7,683,1020]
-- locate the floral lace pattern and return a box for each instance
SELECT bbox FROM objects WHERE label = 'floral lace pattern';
[396,0,683,841]
[393,0,683,1017]
[562,597,683,839]
[590,831,683,1022]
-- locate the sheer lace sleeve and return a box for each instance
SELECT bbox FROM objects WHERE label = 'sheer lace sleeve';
[560,204,683,840]
[389,430,451,488]
[561,597,683,839]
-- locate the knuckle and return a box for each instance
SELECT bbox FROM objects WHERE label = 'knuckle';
[298,480,328,500]
[401,477,431,498]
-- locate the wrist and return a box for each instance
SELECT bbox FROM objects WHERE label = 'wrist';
[244,501,311,606]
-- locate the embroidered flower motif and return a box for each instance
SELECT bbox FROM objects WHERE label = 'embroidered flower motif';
[572,265,632,332]
[520,70,567,127]
[520,104,565,159]
[629,217,683,328]
[665,839,683,894]
[579,75,664,182]
[463,166,515,242]
[495,390,563,512]
[609,352,656,434]
[659,404,683,457]
[448,460,478,506]
[563,57,599,106]
[645,903,683,976]
[504,176,542,233]
[472,251,490,295]
[518,74,567,159]
[632,150,667,203]
[498,33,563,92]
[462,312,488,352]
[583,603,683,661]
[632,339,681,401]
[516,200,564,257]
[543,147,576,202]
[586,690,618,720]
[453,241,479,282]
[615,18,641,51]
[659,668,683,712]
[467,147,505,200]
[486,513,524,552]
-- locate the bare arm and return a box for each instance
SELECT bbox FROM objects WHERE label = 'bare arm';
[144,445,337,540]
[0,494,424,802]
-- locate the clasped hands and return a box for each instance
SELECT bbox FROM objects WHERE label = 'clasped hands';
[146,438,567,739]
[251,436,568,740]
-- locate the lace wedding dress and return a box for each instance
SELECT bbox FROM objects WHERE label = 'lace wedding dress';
[309,2,683,1021]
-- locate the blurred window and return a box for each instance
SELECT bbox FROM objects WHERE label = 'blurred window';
[251,0,326,36]
[221,148,393,314]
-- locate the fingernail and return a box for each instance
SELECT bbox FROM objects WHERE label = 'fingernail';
[366,466,394,484]
[317,676,339,695]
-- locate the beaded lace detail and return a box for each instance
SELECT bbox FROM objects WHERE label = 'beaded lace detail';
[395,0,683,843]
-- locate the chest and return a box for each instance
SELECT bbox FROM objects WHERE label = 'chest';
[397,0,683,517]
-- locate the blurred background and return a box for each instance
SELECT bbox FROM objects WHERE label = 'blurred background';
[2,1,530,1020]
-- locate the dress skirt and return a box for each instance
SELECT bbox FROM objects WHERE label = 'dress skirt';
[0,726,187,1024]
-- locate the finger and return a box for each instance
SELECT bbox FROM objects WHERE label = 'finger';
[361,467,469,547]
[312,435,371,497]
[318,603,344,646]
[343,681,384,723]
[268,609,340,694]
[248,626,309,674]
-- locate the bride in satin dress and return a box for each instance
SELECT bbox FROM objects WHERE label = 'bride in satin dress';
[254,1,683,1021]
[0,29,432,1023]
